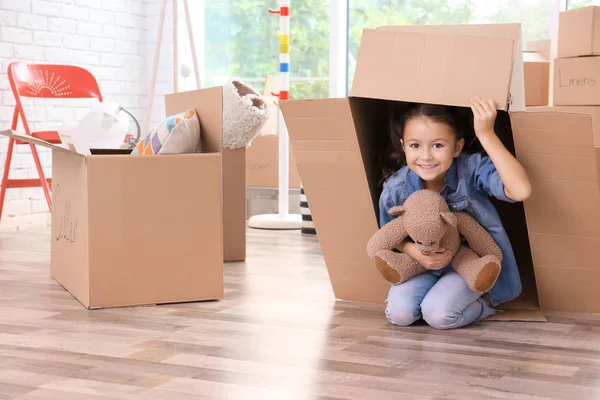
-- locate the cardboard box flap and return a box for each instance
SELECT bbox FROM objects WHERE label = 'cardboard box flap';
[281,98,390,303]
[371,23,525,111]
[350,28,515,110]
[527,106,600,148]
[165,86,223,153]
[510,111,599,184]
[0,129,80,156]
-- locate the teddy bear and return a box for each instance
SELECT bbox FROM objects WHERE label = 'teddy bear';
[222,80,271,150]
[367,189,503,293]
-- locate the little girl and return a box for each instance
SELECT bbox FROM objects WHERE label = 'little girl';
[379,97,531,330]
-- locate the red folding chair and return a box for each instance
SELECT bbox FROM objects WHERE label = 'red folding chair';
[1,62,103,222]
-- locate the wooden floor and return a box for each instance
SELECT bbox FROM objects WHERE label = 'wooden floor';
[1,228,600,400]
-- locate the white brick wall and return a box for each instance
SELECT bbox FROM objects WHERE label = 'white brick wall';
[145,0,203,130]
[0,0,152,232]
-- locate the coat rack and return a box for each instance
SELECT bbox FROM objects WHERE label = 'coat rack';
[248,0,302,230]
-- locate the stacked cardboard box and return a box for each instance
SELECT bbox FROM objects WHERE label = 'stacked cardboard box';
[554,6,600,105]
[525,7,600,312]
[523,39,550,106]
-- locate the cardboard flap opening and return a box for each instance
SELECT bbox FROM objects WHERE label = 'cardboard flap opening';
[350,28,516,110]
[512,110,599,185]
[165,87,223,154]
[0,129,82,156]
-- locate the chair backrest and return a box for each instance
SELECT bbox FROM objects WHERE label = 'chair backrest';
[8,62,103,101]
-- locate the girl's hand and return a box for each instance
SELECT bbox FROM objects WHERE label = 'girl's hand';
[402,242,452,270]
[416,248,453,270]
[471,97,497,139]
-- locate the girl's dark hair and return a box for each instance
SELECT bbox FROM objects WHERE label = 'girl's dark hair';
[379,102,471,186]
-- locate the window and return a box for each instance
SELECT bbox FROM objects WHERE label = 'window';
[567,0,597,9]
[348,0,552,92]
[202,0,329,100]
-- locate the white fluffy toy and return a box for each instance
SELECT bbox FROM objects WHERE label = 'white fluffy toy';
[222,80,271,150]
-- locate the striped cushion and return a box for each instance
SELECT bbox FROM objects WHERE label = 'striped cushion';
[131,109,200,155]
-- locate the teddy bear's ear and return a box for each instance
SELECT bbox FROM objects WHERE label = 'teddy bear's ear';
[389,206,406,216]
[440,212,457,227]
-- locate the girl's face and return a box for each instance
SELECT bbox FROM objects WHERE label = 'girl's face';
[401,116,464,190]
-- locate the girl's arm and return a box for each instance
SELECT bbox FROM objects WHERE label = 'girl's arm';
[470,97,532,202]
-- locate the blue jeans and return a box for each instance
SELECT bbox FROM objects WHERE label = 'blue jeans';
[385,269,496,330]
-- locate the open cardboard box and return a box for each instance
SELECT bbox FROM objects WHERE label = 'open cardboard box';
[1,87,225,309]
[281,23,600,320]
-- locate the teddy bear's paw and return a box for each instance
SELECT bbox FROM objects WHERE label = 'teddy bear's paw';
[375,256,403,284]
[474,261,501,293]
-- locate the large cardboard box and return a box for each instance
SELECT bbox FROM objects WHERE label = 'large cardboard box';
[246,134,302,189]
[557,6,600,58]
[1,87,225,309]
[523,52,550,106]
[553,56,600,106]
[282,23,600,318]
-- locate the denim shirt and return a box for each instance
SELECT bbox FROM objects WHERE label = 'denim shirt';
[378,152,522,306]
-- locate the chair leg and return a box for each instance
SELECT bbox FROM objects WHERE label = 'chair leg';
[30,143,52,212]
[0,137,16,222]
